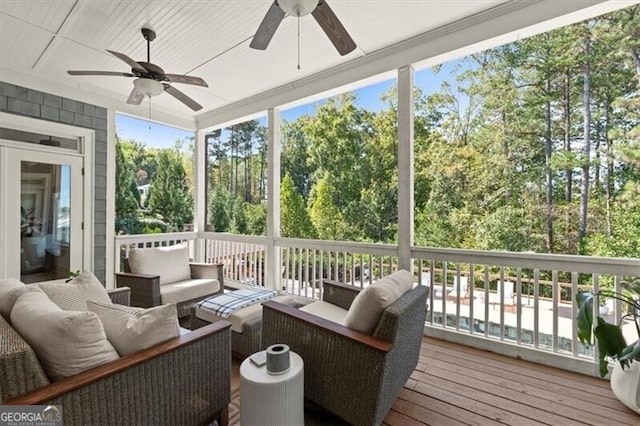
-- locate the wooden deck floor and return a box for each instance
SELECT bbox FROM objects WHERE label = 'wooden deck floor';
[229,336,638,425]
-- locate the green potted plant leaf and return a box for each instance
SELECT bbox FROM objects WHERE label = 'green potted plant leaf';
[576,280,640,414]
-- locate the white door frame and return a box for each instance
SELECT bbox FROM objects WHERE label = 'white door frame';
[0,112,94,280]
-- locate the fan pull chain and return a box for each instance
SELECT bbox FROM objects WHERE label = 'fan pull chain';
[148,97,152,130]
[297,15,300,70]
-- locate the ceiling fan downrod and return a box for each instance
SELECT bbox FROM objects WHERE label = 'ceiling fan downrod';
[141,28,156,64]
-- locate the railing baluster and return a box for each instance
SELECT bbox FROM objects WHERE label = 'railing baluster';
[483,266,489,338]
[516,267,522,344]
[571,271,579,357]
[469,264,475,335]
[442,261,448,329]
[593,273,600,364]
[455,264,461,332]
[312,250,317,300]
[499,267,505,341]
[319,250,324,297]
[552,270,559,353]
[298,247,303,296]
[534,269,540,348]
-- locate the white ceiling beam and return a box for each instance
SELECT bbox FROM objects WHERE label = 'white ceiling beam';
[196,0,620,131]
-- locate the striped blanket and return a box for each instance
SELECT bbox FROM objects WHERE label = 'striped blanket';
[197,287,278,318]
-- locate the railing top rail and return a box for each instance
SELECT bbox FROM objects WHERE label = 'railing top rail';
[412,246,640,276]
[115,231,197,244]
[277,237,397,256]
[198,232,268,245]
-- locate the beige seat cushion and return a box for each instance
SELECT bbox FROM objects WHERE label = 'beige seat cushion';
[160,278,220,305]
[300,301,349,325]
[195,294,295,333]
[344,269,413,334]
[87,301,179,356]
[128,244,191,285]
[0,278,25,318]
[38,271,112,311]
[10,289,119,381]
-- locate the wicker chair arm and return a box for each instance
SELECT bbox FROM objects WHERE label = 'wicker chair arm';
[115,272,161,308]
[190,262,224,286]
[321,280,361,310]
[107,287,130,306]
[0,316,50,403]
[115,271,159,280]
[5,322,232,425]
[261,301,391,352]
[262,301,391,424]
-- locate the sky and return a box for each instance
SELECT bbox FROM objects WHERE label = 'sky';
[115,60,463,149]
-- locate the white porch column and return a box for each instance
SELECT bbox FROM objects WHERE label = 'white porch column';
[194,129,207,262]
[397,65,414,271]
[266,108,282,290]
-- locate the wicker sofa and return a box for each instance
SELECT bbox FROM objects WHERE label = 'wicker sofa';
[0,286,232,426]
[262,274,429,426]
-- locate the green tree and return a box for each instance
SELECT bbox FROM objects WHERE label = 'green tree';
[309,173,348,241]
[115,138,139,225]
[208,185,234,232]
[282,117,315,198]
[231,198,248,234]
[147,149,193,230]
[281,174,316,238]
[246,203,267,235]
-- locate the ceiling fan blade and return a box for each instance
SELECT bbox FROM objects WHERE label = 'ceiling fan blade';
[67,70,134,77]
[250,1,286,50]
[106,50,148,73]
[312,1,356,56]
[126,88,145,105]
[163,84,202,111]
[164,74,208,87]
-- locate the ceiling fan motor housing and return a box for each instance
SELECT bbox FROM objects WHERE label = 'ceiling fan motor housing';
[133,62,165,80]
[278,0,319,17]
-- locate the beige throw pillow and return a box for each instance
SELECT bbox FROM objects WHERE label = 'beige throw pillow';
[344,269,413,334]
[128,244,191,285]
[87,301,180,356]
[38,271,112,311]
[0,278,26,318]
[10,290,119,381]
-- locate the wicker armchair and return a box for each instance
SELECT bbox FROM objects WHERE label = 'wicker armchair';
[116,260,224,317]
[262,280,429,426]
[1,287,232,426]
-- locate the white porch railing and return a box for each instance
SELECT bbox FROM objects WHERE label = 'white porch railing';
[411,247,640,376]
[276,238,397,300]
[113,231,640,376]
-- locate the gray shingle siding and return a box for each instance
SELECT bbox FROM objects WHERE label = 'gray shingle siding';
[0,81,108,283]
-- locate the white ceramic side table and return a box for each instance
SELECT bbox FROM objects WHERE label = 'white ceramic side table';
[240,350,304,426]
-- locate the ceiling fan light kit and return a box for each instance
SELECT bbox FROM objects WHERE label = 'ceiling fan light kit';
[133,78,164,97]
[278,0,319,17]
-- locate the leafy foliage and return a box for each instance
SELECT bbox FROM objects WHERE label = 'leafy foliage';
[147,149,193,230]
[576,284,640,377]
[281,174,316,238]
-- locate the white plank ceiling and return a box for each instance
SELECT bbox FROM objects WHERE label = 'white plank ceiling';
[0,0,629,127]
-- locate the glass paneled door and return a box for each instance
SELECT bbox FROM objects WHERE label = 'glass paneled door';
[1,147,84,283]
